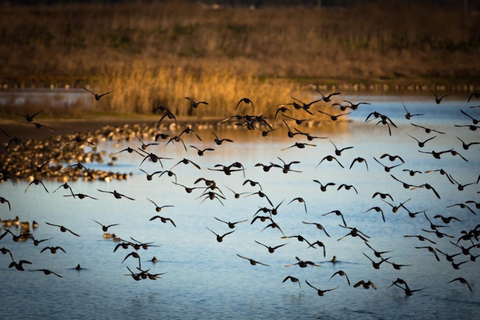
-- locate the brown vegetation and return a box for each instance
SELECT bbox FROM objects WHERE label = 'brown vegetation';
[0,1,478,115]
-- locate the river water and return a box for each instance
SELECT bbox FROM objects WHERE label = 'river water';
[0,91,479,319]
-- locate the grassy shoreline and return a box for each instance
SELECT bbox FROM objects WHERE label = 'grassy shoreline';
[1,1,479,117]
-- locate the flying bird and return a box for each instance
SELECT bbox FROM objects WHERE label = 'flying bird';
[287,197,308,213]
[40,246,66,254]
[431,90,451,104]
[212,132,234,145]
[22,122,54,131]
[317,110,351,121]
[97,189,135,201]
[45,222,80,237]
[468,92,480,103]
[349,157,368,171]
[329,270,351,286]
[316,155,344,169]
[305,280,338,296]
[24,179,49,193]
[407,134,437,148]
[237,254,269,266]
[83,87,113,101]
[447,277,473,292]
[149,215,176,227]
[29,269,62,278]
[15,110,43,122]
[185,97,209,108]
[316,90,340,102]
[402,102,424,120]
[353,280,377,290]
[215,217,248,229]
[254,240,287,253]
[283,276,301,288]
[235,97,254,111]
[411,123,445,134]
[206,227,234,242]
[93,220,120,232]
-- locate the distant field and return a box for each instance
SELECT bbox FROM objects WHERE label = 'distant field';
[0,1,479,115]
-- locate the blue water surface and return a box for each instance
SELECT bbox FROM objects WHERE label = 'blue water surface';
[0,92,479,320]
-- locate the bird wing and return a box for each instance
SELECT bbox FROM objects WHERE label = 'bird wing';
[82,87,95,95]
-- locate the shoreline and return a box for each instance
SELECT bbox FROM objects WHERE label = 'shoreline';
[2,80,480,93]
[0,115,350,147]
[0,117,170,146]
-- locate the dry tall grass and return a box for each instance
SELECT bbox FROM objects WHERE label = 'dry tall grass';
[99,62,310,117]
[0,1,478,115]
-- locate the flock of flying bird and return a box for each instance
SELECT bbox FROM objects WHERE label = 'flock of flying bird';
[0,87,479,299]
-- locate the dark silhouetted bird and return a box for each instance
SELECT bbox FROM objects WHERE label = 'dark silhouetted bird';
[24,179,49,193]
[349,157,368,171]
[302,221,330,237]
[29,269,62,277]
[254,240,287,253]
[190,145,215,156]
[149,215,176,227]
[15,110,43,122]
[448,277,473,292]
[93,220,120,232]
[317,110,351,121]
[415,246,440,261]
[456,137,480,150]
[337,184,358,194]
[364,206,386,223]
[343,100,370,110]
[40,246,66,254]
[212,132,233,145]
[283,276,301,288]
[330,140,353,156]
[207,227,234,242]
[83,87,113,101]
[329,270,351,286]
[236,254,269,266]
[305,280,338,296]
[185,97,208,109]
[235,97,254,111]
[97,189,135,201]
[8,259,32,271]
[147,198,174,212]
[0,196,11,211]
[404,234,437,244]
[467,92,480,103]
[287,197,308,213]
[322,210,347,227]
[338,225,370,242]
[285,256,321,268]
[215,217,248,229]
[411,123,445,134]
[372,192,394,202]
[316,90,340,102]
[45,222,80,237]
[402,102,424,120]
[353,280,377,290]
[316,155,344,169]
[431,90,451,104]
[313,180,336,192]
[363,253,391,269]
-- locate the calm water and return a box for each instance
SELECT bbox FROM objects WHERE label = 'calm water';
[1,92,479,319]
[0,88,93,109]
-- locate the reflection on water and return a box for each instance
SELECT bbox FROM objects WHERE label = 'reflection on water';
[0,93,479,319]
[0,88,93,109]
